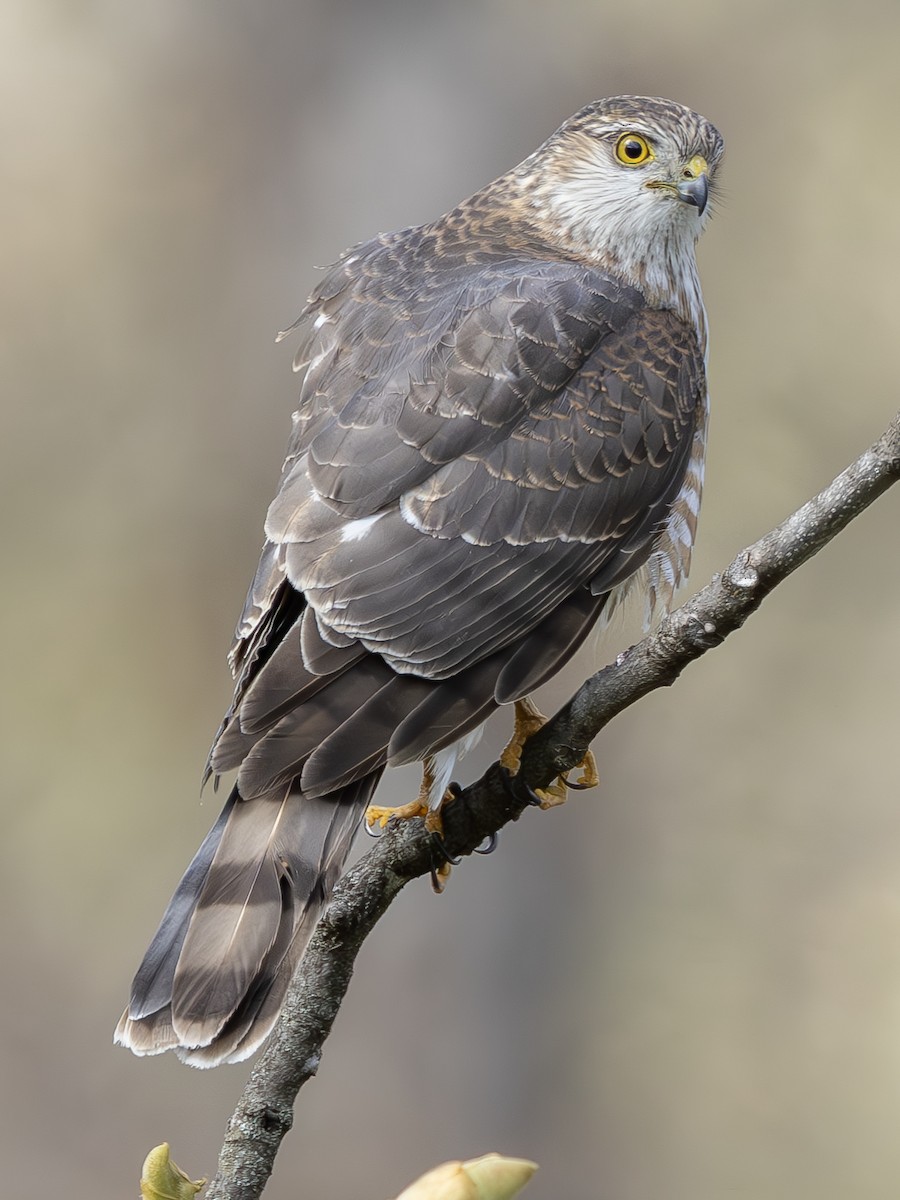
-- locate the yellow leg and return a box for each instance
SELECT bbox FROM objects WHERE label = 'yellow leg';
[365,758,435,830]
[500,697,599,810]
[365,757,459,832]
[365,758,460,893]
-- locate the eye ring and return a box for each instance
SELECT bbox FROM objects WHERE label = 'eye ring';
[615,133,653,166]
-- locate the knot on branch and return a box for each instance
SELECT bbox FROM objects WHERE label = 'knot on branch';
[548,741,590,778]
[722,554,761,597]
[260,1106,291,1136]
[225,1101,293,1151]
[657,608,721,659]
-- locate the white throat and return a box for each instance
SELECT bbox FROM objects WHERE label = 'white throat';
[520,147,710,349]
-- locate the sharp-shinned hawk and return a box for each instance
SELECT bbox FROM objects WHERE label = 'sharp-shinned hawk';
[116,96,724,1066]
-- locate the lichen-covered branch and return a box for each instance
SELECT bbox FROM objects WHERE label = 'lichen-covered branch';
[205,411,900,1200]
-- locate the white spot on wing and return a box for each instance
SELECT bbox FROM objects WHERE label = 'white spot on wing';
[340,513,383,542]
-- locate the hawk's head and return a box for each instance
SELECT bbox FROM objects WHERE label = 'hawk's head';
[519,96,724,300]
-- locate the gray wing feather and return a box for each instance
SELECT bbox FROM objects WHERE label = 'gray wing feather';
[264,262,702,680]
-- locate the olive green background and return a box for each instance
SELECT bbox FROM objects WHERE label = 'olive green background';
[3,2,899,1197]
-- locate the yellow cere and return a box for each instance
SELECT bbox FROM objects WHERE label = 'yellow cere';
[683,154,709,179]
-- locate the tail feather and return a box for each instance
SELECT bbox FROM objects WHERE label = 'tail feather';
[170,789,300,1048]
[119,567,614,1068]
[125,791,238,1022]
[176,780,371,1066]
[115,775,378,1067]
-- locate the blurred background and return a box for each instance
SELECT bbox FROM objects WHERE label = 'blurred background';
[3,1,900,1197]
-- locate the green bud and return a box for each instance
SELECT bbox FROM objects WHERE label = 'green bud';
[140,1143,206,1200]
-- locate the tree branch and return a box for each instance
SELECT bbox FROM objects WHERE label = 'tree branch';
[205,412,900,1200]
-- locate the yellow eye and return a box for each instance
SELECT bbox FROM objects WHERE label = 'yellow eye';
[615,133,652,165]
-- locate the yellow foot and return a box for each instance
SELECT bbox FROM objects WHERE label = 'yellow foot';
[366,759,461,892]
[499,696,548,775]
[365,797,429,830]
[364,757,459,834]
[500,697,600,809]
[570,751,600,789]
[534,776,569,810]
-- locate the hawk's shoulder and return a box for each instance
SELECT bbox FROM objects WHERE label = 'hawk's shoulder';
[277,222,653,498]
[227,235,707,682]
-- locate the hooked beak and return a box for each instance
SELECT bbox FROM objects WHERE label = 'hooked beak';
[676,154,710,215]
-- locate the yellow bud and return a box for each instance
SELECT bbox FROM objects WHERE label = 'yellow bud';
[140,1143,206,1200]
[462,1154,538,1199]
[392,1153,537,1200]
[393,1160,475,1200]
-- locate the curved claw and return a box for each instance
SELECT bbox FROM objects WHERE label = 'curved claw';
[430,830,461,867]
[364,818,383,838]
[560,773,593,791]
[474,830,500,855]
[429,832,459,894]
[499,764,543,808]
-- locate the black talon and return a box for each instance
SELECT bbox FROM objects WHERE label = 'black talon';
[364,818,383,839]
[474,830,500,855]
[499,764,543,807]
[560,773,593,791]
[430,829,461,867]
[429,830,458,893]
